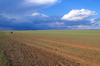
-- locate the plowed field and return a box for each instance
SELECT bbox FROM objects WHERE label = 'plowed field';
[0,30,100,66]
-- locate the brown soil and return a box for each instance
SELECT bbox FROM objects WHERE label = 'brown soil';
[0,34,86,66]
[11,36,100,66]
[13,33,100,52]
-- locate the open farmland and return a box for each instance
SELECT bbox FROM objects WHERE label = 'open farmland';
[0,30,100,66]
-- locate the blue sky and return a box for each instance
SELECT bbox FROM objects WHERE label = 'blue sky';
[0,0,100,30]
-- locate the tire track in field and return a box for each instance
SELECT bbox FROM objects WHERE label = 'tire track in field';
[13,33,100,52]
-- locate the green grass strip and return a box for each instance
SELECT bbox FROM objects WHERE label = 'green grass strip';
[0,32,11,66]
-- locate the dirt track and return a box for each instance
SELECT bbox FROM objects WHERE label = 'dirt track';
[13,33,100,52]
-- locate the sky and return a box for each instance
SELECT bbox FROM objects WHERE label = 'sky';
[0,0,100,30]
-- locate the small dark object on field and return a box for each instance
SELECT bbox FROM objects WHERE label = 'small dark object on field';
[54,49,57,51]
[11,31,13,34]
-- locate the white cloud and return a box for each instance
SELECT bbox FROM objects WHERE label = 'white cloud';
[90,18,96,23]
[70,24,100,29]
[90,17,100,23]
[67,26,71,28]
[32,13,48,17]
[22,0,61,7]
[77,25,91,29]
[61,9,97,21]
[55,22,64,25]
[32,13,40,16]
[26,0,60,4]
[0,0,62,17]
[78,25,83,27]
[41,14,49,17]
[48,22,64,27]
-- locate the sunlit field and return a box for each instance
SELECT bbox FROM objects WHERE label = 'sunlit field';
[1,30,100,66]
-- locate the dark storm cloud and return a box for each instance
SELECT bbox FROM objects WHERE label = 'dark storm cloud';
[0,14,92,30]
